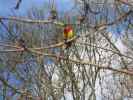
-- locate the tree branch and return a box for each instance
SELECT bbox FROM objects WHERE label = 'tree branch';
[0,76,21,94]
[0,16,64,26]
[28,49,133,76]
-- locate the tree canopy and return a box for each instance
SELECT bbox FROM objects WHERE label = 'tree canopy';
[0,0,133,100]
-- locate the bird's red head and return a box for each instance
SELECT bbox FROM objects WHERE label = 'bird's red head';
[64,25,73,34]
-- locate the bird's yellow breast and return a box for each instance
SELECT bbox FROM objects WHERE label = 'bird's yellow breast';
[67,30,74,39]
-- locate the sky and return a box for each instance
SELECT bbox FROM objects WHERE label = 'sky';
[0,0,74,16]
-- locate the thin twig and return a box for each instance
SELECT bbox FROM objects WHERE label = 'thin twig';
[0,43,21,49]
[96,10,132,28]
[0,10,131,27]
[30,36,78,50]
[77,41,133,60]
[0,48,24,52]
[0,16,64,26]
[118,0,133,6]
[0,76,21,94]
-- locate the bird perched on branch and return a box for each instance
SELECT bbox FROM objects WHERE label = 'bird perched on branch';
[63,25,74,49]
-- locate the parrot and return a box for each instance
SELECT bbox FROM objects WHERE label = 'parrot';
[63,25,74,49]
[57,25,74,61]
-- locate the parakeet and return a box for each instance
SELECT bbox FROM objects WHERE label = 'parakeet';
[63,25,74,48]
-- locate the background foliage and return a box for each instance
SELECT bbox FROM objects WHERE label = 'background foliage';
[0,0,133,100]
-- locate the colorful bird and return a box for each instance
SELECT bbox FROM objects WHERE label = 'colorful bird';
[63,25,74,48]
